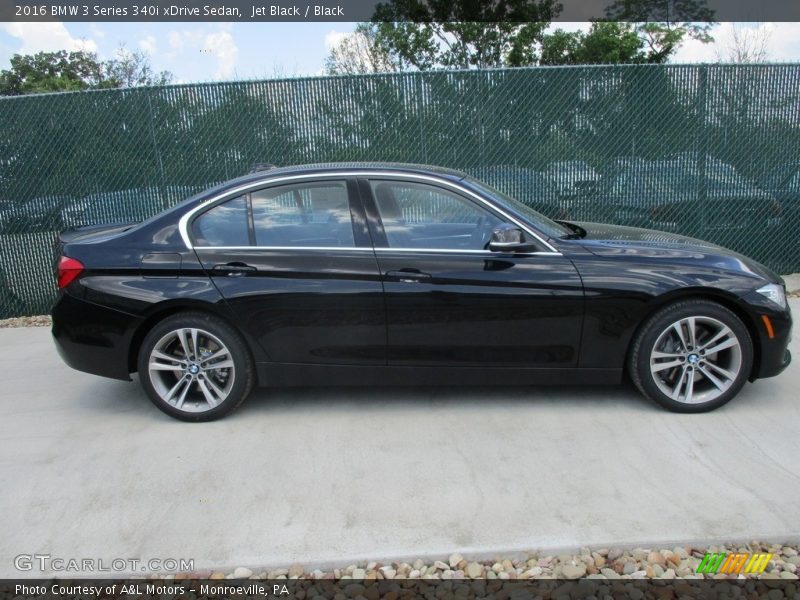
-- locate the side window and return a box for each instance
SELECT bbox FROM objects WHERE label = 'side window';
[192,196,249,246]
[251,181,354,247]
[369,180,502,250]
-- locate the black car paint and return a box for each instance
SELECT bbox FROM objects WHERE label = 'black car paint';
[52,164,792,388]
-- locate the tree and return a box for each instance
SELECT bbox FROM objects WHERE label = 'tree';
[0,50,110,95]
[370,0,561,69]
[361,0,713,71]
[325,23,400,75]
[105,44,174,88]
[604,0,716,63]
[0,46,173,96]
[540,22,649,65]
[715,24,771,64]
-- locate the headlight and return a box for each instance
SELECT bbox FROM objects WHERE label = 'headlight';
[756,283,787,309]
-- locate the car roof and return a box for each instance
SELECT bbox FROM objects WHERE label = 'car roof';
[226,162,468,188]
[143,162,471,225]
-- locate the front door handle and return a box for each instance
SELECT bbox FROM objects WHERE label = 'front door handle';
[386,269,432,283]
[212,262,256,276]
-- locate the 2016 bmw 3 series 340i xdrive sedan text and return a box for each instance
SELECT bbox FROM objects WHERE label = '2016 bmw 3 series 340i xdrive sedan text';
[52,163,792,421]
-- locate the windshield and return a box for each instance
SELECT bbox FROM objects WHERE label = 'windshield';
[464,177,571,239]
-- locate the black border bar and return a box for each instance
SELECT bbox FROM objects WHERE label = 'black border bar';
[2,0,800,22]
[2,578,799,600]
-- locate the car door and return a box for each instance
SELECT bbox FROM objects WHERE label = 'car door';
[190,177,386,365]
[359,176,584,367]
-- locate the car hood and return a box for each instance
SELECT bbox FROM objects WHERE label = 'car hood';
[570,221,781,283]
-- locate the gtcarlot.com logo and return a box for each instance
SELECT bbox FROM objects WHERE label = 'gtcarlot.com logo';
[14,554,194,573]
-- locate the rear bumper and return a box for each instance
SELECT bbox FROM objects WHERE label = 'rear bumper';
[52,292,141,381]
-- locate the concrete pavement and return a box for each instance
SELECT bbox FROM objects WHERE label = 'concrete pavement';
[1,301,799,577]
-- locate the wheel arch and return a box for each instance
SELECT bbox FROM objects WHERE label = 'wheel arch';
[624,288,762,380]
[127,301,258,379]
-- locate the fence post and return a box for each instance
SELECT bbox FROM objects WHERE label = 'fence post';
[696,65,709,239]
[415,73,427,164]
[146,91,168,210]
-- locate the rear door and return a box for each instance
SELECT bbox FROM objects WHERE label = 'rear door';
[360,176,584,367]
[190,177,386,365]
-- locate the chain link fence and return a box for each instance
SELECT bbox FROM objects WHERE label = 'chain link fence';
[1,64,799,318]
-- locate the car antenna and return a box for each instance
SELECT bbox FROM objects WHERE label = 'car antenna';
[249,163,277,174]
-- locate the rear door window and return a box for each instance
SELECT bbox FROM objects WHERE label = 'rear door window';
[250,181,354,247]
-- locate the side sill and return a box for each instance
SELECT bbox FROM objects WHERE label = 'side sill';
[256,363,622,387]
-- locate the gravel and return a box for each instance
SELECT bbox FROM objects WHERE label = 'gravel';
[151,542,800,580]
[0,314,51,328]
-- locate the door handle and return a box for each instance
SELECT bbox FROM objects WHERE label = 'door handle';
[212,262,256,276]
[386,269,432,283]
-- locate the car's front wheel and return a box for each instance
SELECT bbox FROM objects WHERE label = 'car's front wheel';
[629,300,753,412]
[137,312,255,421]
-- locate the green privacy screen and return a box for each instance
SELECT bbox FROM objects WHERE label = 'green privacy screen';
[1,63,799,317]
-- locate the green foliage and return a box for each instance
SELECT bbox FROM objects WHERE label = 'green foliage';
[0,47,174,96]
[354,0,715,70]
[0,51,109,96]
[604,0,716,63]
[541,22,648,65]
[371,0,560,69]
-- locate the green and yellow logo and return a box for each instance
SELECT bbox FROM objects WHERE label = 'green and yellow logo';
[696,552,773,575]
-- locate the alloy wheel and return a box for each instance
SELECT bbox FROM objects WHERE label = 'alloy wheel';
[649,316,743,405]
[147,327,235,413]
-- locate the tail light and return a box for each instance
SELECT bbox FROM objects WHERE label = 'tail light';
[57,256,84,289]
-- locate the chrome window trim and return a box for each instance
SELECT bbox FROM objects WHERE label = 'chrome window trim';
[192,246,371,252]
[374,248,560,256]
[179,171,560,254]
[190,245,561,256]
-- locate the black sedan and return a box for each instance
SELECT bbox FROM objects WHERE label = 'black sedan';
[52,163,792,421]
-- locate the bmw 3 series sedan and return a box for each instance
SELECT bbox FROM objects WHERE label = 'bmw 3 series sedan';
[52,163,792,421]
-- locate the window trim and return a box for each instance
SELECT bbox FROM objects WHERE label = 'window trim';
[187,176,359,251]
[362,177,515,253]
[180,171,560,255]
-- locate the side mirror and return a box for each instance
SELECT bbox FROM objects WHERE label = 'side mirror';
[488,224,537,253]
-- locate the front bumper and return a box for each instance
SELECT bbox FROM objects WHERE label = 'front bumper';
[741,290,793,380]
[52,292,141,381]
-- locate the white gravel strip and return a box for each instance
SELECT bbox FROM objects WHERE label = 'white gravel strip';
[155,543,799,580]
[0,314,51,328]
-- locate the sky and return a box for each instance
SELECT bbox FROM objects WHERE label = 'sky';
[1,21,800,83]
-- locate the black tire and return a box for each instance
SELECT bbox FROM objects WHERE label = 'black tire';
[137,311,255,422]
[628,300,753,413]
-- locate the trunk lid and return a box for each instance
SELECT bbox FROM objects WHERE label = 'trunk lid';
[58,222,138,244]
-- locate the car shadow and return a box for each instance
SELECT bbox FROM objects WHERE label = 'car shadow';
[237,380,656,417]
[85,370,790,422]
[82,375,657,421]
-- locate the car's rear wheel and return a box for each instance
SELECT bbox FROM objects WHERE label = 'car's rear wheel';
[137,312,254,421]
[629,300,753,412]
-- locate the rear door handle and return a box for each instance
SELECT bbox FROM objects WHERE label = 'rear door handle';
[212,262,256,276]
[386,269,432,283]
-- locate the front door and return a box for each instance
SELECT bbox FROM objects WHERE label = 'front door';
[190,177,386,365]
[360,177,584,367]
